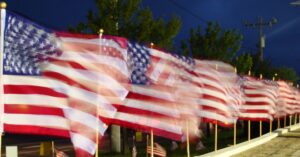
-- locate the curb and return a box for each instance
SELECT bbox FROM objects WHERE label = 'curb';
[196,123,300,157]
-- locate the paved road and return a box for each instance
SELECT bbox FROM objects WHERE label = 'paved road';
[232,129,300,157]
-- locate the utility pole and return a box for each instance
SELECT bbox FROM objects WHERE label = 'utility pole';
[244,17,278,61]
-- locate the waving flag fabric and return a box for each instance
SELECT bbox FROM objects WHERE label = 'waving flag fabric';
[276,81,296,117]
[45,33,129,156]
[105,42,184,141]
[294,89,300,114]
[145,46,201,139]
[239,76,278,121]
[2,11,129,157]
[3,11,70,137]
[194,60,242,127]
[4,6,300,157]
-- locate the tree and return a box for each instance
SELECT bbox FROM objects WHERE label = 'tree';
[251,53,275,79]
[273,66,299,84]
[69,0,181,49]
[232,53,253,75]
[250,53,299,83]
[182,21,243,63]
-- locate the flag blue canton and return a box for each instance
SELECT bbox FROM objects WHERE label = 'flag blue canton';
[127,42,150,85]
[263,79,279,87]
[3,11,59,76]
[172,54,195,70]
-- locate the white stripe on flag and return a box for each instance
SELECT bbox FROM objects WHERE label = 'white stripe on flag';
[70,132,96,155]
[63,108,107,135]
[4,113,69,129]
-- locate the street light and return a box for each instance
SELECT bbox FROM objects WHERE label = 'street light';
[290,0,300,6]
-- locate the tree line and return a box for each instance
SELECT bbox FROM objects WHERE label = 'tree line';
[69,0,299,84]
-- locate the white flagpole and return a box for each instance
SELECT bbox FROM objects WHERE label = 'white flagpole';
[0,2,6,157]
[51,141,55,157]
[151,129,154,157]
[95,28,104,157]
[186,121,190,157]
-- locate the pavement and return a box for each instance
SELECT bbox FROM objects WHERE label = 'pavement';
[232,128,300,157]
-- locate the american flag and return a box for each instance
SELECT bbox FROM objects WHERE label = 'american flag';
[146,143,167,157]
[294,88,300,114]
[194,60,242,127]
[2,11,70,137]
[144,46,201,139]
[276,81,296,118]
[2,11,129,157]
[239,76,278,121]
[105,42,185,141]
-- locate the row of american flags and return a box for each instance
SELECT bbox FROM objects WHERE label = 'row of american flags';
[1,9,300,157]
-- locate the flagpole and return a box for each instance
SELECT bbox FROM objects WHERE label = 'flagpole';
[270,119,272,134]
[146,135,149,157]
[150,42,154,157]
[95,28,104,157]
[0,2,7,157]
[215,64,218,152]
[247,71,251,142]
[214,123,218,151]
[186,121,190,157]
[95,106,100,157]
[259,121,262,137]
[272,76,281,129]
[248,120,251,142]
[233,121,236,145]
[52,141,55,157]
[151,129,154,157]
[269,76,273,132]
[259,74,262,137]
[284,116,286,128]
[233,67,237,146]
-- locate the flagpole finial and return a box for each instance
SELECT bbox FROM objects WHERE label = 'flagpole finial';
[0,2,6,9]
[150,42,154,48]
[98,28,104,35]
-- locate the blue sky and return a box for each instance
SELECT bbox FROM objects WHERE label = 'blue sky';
[5,0,300,75]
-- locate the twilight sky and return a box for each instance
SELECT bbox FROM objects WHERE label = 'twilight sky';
[4,0,300,75]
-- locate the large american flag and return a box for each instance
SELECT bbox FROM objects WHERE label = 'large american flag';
[194,60,242,127]
[2,11,129,157]
[145,46,201,139]
[104,42,185,141]
[239,76,278,121]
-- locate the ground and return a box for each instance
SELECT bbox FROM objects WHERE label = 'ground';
[233,128,300,157]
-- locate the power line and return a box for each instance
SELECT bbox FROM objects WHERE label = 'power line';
[167,0,207,23]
